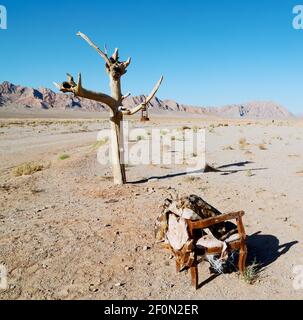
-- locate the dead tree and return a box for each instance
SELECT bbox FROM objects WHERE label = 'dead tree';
[54,32,163,185]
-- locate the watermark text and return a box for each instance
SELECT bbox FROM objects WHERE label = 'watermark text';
[293,5,303,30]
[0,264,7,290]
[0,5,7,30]
[96,123,206,174]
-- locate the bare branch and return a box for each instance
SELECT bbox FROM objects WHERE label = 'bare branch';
[53,82,61,90]
[76,31,111,66]
[145,75,163,105]
[53,72,116,108]
[123,57,131,69]
[111,48,119,62]
[119,103,145,116]
[119,76,163,115]
[122,92,131,100]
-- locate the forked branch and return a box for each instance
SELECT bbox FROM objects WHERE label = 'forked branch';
[120,76,164,115]
[77,31,111,66]
[53,73,116,108]
[77,32,131,72]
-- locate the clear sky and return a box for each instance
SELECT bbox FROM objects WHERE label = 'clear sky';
[0,0,303,114]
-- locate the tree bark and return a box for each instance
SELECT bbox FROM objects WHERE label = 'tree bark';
[109,77,126,185]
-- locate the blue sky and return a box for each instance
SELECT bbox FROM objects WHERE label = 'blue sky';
[0,0,303,114]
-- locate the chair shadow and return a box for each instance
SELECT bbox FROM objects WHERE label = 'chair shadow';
[196,231,298,288]
[246,231,298,271]
[198,274,220,289]
[129,161,267,184]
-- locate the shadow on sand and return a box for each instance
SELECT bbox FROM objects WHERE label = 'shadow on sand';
[247,231,298,271]
[196,232,298,288]
[129,161,267,184]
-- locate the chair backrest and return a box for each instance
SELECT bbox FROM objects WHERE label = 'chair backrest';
[187,211,246,240]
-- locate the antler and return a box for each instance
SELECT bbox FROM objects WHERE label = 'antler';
[77,31,111,66]
[120,76,163,115]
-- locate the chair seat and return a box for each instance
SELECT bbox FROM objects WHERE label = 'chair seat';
[226,233,240,243]
[196,233,240,251]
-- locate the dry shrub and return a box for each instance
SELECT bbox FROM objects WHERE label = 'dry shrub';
[223,145,234,150]
[59,153,70,160]
[239,137,249,150]
[246,170,253,177]
[92,137,109,149]
[258,144,267,150]
[185,176,201,183]
[12,162,45,177]
[242,258,260,284]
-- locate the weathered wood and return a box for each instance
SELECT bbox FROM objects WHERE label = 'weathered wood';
[120,76,163,116]
[190,262,198,289]
[54,32,163,185]
[188,211,244,231]
[236,216,247,273]
[188,210,246,288]
[76,31,111,66]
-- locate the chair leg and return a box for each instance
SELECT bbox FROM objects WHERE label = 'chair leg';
[190,264,198,289]
[238,245,247,274]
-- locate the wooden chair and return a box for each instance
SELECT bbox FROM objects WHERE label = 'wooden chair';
[182,211,247,289]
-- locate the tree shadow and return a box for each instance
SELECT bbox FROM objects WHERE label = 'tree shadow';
[129,161,267,184]
[129,168,205,184]
[217,161,254,169]
[246,231,298,271]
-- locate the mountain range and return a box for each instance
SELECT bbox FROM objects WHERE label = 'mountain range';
[0,81,295,119]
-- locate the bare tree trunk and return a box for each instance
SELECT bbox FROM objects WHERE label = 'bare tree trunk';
[110,110,126,185]
[109,77,126,185]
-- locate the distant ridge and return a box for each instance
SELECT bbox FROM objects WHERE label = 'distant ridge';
[0,81,295,119]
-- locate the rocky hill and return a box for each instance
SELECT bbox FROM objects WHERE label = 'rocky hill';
[0,81,295,119]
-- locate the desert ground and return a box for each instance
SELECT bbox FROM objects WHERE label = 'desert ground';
[0,113,303,300]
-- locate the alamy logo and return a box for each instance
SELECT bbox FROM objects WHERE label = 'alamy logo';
[0,5,7,30]
[293,265,303,290]
[293,5,303,30]
[0,264,8,290]
[96,123,206,173]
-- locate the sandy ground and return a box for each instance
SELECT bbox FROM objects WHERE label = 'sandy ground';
[0,115,303,300]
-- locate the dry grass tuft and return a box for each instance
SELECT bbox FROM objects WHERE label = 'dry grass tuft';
[246,169,253,177]
[258,144,267,150]
[242,258,260,285]
[239,137,249,150]
[59,153,70,160]
[185,176,202,183]
[223,145,234,151]
[92,137,109,149]
[12,162,45,177]
[208,125,215,133]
